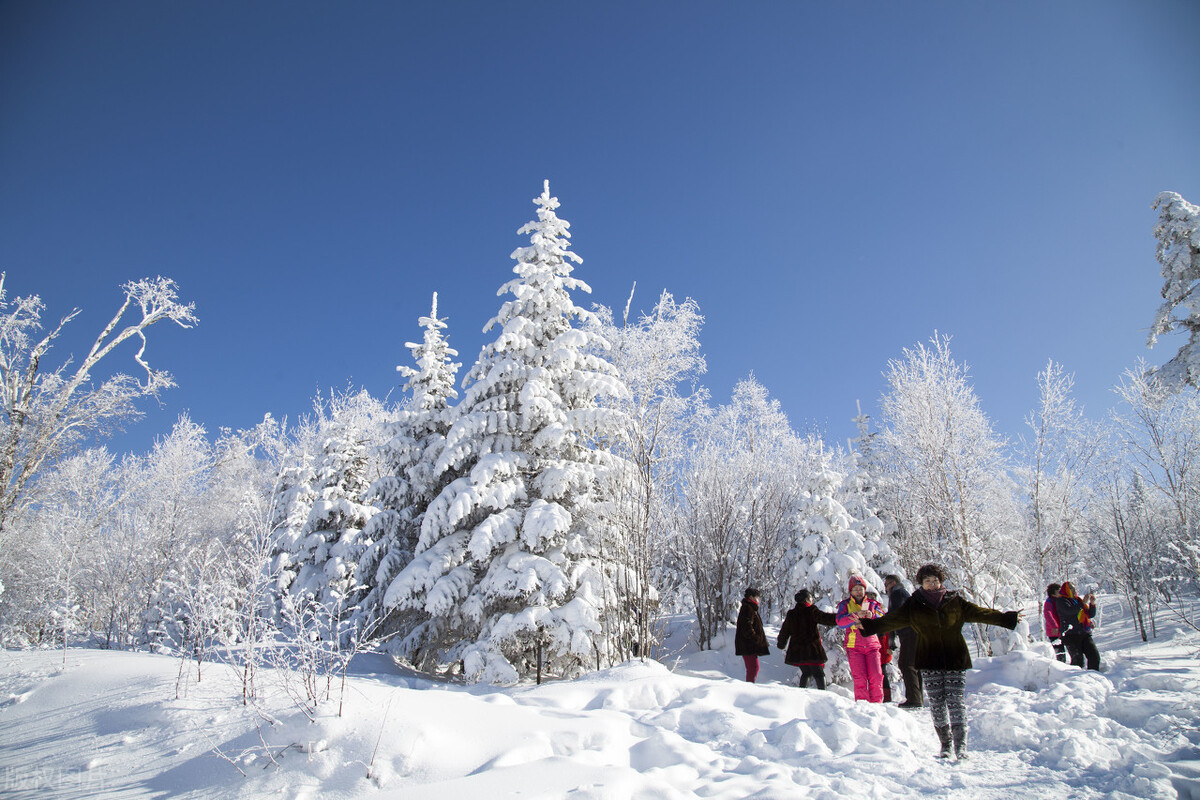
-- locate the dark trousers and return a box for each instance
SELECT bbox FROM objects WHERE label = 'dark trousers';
[1063,632,1101,670]
[1050,638,1067,662]
[897,641,923,705]
[898,663,923,705]
[798,664,826,690]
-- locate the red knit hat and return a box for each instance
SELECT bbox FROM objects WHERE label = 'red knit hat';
[848,574,867,592]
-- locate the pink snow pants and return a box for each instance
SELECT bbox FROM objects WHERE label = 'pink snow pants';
[847,647,884,702]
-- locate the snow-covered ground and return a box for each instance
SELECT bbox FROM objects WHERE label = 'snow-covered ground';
[2,597,1198,799]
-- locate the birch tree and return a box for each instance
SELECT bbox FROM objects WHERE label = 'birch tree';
[589,288,706,660]
[878,334,1028,651]
[1019,360,1102,583]
[0,274,197,535]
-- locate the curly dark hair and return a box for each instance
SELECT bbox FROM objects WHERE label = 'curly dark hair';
[914,563,946,584]
[1046,583,1061,598]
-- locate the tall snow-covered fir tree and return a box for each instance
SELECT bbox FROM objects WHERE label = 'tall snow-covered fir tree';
[385,182,632,684]
[356,293,460,638]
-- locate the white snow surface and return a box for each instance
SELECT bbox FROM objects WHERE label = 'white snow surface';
[1,597,1198,799]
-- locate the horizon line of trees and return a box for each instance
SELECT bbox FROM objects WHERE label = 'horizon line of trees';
[1,187,1197,686]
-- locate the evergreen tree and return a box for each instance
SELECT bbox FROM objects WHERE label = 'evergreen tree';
[279,391,384,643]
[386,182,629,683]
[356,293,460,637]
[1147,191,1200,390]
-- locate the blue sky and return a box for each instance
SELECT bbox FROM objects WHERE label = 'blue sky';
[2,1,1198,458]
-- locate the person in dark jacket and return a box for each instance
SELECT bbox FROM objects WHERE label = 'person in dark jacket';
[884,574,923,708]
[858,564,1022,761]
[1054,581,1100,671]
[735,587,771,682]
[776,589,838,689]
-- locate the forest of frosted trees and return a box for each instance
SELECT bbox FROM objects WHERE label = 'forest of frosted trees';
[1,186,1197,688]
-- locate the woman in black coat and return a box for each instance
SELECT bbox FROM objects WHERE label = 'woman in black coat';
[776,589,837,689]
[735,587,771,682]
[858,564,1022,761]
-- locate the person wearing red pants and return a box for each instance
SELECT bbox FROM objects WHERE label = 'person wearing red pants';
[734,587,770,682]
[836,575,885,702]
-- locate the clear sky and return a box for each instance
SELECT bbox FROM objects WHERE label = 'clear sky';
[2,1,1198,458]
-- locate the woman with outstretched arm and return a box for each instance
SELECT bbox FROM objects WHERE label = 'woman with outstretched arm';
[856,563,1023,761]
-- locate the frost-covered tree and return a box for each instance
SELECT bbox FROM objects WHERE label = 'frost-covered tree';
[1093,463,1169,641]
[357,293,460,637]
[386,182,630,683]
[0,274,196,538]
[0,447,117,647]
[1147,191,1200,390]
[878,334,1029,648]
[126,416,217,648]
[1112,363,1200,593]
[588,289,706,659]
[1019,360,1102,584]
[676,377,806,648]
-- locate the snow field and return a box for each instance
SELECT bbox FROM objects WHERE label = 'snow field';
[0,600,1197,799]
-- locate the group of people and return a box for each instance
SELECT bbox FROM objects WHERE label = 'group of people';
[1043,581,1101,670]
[735,564,1028,760]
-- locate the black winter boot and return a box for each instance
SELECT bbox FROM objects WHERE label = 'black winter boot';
[951,723,968,760]
[934,726,952,759]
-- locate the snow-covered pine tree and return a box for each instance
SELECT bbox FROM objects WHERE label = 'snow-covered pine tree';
[356,293,460,639]
[280,390,384,645]
[385,182,630,684]
[783,448,901,681]
[268,428,320,600]
[1147,191,1200,390]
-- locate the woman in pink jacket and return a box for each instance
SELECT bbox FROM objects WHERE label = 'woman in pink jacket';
[1043,583,1066,662]
[836,574,885,702]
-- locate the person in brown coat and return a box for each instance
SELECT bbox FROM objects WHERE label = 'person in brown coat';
[734,587,771,682]
[857,563,1022,761]
[776,589,837,689]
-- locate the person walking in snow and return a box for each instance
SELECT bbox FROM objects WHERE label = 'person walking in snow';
[884,574,923,708]
[777,589,838,690]
[1043,583,1067,663]
[735,587,771,683]
[857,563,1022,761]
[836,575,885,702]
[1054,582,1100,671]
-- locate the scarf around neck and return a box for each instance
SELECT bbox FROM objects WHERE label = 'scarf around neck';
[918,587,947,607]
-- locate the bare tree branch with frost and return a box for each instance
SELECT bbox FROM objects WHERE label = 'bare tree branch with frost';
[0,274,197,532]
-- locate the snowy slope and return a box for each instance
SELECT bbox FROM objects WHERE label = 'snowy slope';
[0,597,1197,799]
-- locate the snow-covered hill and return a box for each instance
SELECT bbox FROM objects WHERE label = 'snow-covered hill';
[1,597,1197,799]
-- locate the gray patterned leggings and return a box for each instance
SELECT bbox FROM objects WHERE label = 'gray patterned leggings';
[921,669,967,728]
